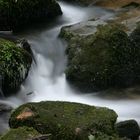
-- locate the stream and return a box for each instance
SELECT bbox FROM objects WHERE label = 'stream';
[1,1,140,134]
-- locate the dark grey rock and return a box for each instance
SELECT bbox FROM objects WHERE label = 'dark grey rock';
[115,120,140,140]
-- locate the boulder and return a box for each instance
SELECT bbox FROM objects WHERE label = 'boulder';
[115,120,140,140]
[0,38,32,96]
[0,0,62,31]
[9,101,121,139]
[61,23,140,92]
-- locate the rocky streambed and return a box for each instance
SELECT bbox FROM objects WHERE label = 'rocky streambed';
[0,0,140,140]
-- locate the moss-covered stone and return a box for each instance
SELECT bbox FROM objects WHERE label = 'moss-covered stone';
[62,24,140,91]
[9,101,119,140]
[0,0,62,31]
[0,38,32,96]
[0,127,40,140]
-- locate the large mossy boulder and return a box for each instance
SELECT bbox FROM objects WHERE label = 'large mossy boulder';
[0,127,41,140]
[8,101,122,140]
[61,24,140,92]
[0,0,62,31]
[0,38,32,96]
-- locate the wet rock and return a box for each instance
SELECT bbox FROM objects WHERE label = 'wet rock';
[115,120,140,140]
[60,18,107,40]
[0,0,62,31]
[9,101,120,139]
[16,39,32,55]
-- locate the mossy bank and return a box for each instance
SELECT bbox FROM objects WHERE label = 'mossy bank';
[0,38,32,96]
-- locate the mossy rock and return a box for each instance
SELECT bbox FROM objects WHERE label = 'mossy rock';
[0,127,41,140]
[0,38,32,96]
[0,0,62,31]
[9,101,119,140]
[63,24,140,92]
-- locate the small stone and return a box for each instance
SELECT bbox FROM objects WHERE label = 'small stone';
[115,120,140,140]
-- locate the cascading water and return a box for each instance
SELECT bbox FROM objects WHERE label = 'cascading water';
[1,1,140,134]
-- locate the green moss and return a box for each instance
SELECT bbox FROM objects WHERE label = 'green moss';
[0,127,40,140]
[9,101,118,140]
[0,38,32,95]
[63,24,140,91]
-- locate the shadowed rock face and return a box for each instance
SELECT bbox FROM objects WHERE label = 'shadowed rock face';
[0,0,62,31]
[0,37,32,96]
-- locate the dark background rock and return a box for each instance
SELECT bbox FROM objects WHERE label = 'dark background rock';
[0,0,62,31]
[115,120,140,140]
